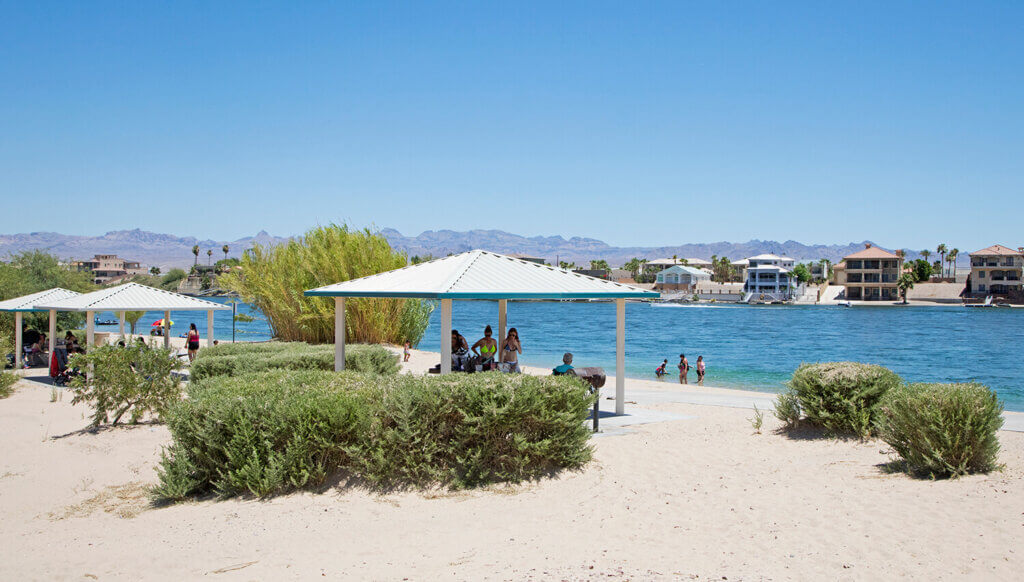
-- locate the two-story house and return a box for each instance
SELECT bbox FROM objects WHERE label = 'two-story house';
[743,254,795,298]
[969,245,1023,297]
[837,244,902,301]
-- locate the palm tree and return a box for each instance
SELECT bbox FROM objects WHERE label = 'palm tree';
[149,266,161,276]
[896,249,906,261]
[192,245,200,266]
[898,272,916,304]
[936,244,947,277]
[948,248,959,279]
[222,244,229,261]
[207,249,213,265]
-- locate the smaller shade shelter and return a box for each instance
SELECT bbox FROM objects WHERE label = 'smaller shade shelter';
[33,283,230,351]
[305,250,659,414]
[0,288,83,369]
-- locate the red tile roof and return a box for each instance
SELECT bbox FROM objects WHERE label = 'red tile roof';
[842,245,901,260]
[970,244,1022,257]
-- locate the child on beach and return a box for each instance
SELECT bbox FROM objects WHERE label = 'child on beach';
[403,341,411,362]
[655,359,667,379]
[678,353,689,384]
[696,355,705,385]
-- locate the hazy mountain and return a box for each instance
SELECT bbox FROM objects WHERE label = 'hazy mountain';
[0,227,950,270]
[378,228,923,266]
[0,229,291,269]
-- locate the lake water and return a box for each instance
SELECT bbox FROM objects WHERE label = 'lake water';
[93,298,1024,412]
[418,301,1024,412]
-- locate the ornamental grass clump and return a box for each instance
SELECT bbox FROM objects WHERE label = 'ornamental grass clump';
[189,342,398,380]
[776,362,902,437]
[0,371,17,399]
[153,370,595,502]
[876,382,1004,478]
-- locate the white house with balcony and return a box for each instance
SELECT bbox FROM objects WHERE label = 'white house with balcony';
[743,254,796,299]
[655,265,711,291]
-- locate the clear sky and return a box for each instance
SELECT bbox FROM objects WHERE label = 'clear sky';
[1,1,1021,251]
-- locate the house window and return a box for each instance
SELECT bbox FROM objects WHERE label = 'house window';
[979,271,985,278]
[978,284,986,292]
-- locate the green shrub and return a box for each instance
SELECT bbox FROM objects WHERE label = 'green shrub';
[773,391,801,428]
[0,372,17,398]
[876,382,1004,478]
[781,362,902,437]
[153,370,594,501]
[68,344,184,426]
[189,342,397,380]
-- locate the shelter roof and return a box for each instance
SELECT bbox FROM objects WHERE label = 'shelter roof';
[971,244,1022,257]
[33,282,231,312]
[0,288,82,312]
[306,250,660,299]
[746,253,794,261]
[659,265,711,277]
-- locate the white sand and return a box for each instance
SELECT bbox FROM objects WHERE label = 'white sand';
[1,346,1023,580]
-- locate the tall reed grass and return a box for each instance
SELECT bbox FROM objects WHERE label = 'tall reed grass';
[219,224,433,345]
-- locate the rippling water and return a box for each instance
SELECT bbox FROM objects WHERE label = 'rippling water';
[91,296,272,343]
[419,301,1024,411]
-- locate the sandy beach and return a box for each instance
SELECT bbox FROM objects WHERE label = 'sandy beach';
[2,346,1023,580]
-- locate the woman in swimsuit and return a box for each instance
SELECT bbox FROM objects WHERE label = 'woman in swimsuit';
[678,353,689,385]
[186,323,201,362]
[471,325,498,370]
[696,355,705,385]
[451,329,470,371]
[500,327,522,373]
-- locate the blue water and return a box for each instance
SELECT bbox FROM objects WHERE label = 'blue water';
[91,297,272,342]
[418,301,1024,411]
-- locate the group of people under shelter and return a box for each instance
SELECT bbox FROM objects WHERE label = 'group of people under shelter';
[450,325,522,373]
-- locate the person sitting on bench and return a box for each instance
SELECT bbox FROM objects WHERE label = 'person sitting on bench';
[552,352,575,375]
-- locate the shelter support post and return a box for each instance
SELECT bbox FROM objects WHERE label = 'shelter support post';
[14,312,22,369]
[118,311,125,339]
[498,299,507,348]
[440,299,452,374]
[334,298,345,372]
[615,298,625,415]
[49,309,56,357]
[86,311,95,350]
[163,311,170,350]
[207,310,214,348]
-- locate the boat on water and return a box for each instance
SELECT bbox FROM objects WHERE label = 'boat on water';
[837,301,852,307]
[93,317,119,325]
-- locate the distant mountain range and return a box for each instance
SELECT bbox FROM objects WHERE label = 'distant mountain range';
[0,229,292,269]
[0,227,948,270]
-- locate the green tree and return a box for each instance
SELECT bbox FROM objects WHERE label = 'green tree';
[936,244,947,277]
[898,271,916,304]
[920,249,931,266]
[947,248,959,279]
[623,258,643,279]
[0,251,95,340]
[192,245,200,266]
[589,259,610,271]
[123,311,145,336]
[222,244,230,261]
[207,249,213,265]
[160,268,188,291]
[792,263,812,284]
[912,259,933,282]
[558,261,577,270]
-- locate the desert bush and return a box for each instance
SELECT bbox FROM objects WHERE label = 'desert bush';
[189,342,397,380]
[0,372,17,398]
[780,362,902,437]
[153,370,595,501]
[218,224,434,345]
[773,391,802,428]
[876,382,1004,478]
[68,344,184,426]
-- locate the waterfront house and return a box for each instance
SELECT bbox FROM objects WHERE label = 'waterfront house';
[743,254,796,298]
[655,265,711,291]
[969,245,1023,298]
[837,244,903,301]
[72,254,145,285]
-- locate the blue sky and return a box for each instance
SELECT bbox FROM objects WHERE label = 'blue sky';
[1,1,1021,251]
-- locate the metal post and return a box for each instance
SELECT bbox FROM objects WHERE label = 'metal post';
[232,301,236,343]
[207,309,214,347]
[334,297,345,371]
[498,299,507,349]
[48,309,56,359]
[86,310,95,351]
[440,298,452,374]
[163,310,170,350]
[14,312,22,369]
[615,298,625,415]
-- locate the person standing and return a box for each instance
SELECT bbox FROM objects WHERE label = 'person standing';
[186,323,201,363]
[696,355,705,385]
[500,327,522,373]
[678,353,689,384]
[403,341,411,362]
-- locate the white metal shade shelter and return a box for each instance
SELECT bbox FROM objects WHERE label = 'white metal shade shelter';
[305,250,659,414]
[0,288,83,369]
[34,283,230,351]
